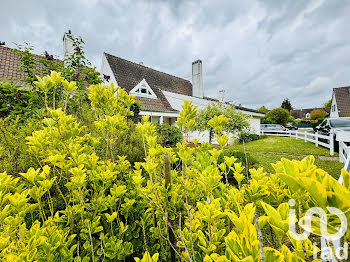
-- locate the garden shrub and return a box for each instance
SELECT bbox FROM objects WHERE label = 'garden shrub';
[218,148,259,185]
[195,102,250,143]
[0,118,39,175]
[261,107,291,126]
[156,123,182,146]
[221,148,259,168]
[238,131,268,143]
[310,109,327,120]
[0,80,41,121]
[1,73,350,261]
[111,123,145,163]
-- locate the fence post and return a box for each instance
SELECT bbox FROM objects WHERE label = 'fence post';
[315,132,318,147]
[330,134,334,156]
[296,131,298,140]
[304,131,307,143]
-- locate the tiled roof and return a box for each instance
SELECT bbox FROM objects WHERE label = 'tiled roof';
[135,97,173,112]
[105,53,192,95]
[290,108,330,119]
[105,53,193,112]
[0,46,63,81]
[105,53,263,114]
[334,86,350,117]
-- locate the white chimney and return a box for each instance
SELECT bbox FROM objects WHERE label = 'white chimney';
[192,59,203,98]
[219,90,225,103]
[63,30,74,61]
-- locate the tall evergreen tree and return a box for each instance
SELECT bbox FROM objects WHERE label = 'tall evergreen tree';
[281,98,292,112]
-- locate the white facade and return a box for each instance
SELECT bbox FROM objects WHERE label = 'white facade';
[330,91,339,118]
[100,53,265,141]
[101,53,119,86]
[247,117,261,134]
[162,90,264,134]
[130,79,157,99]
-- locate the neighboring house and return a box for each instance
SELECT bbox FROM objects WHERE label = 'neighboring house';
[330,86,350,118]
[0,45,64,87]
[290,108,329,119]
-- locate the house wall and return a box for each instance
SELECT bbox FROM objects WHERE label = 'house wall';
[101,54,118,86]
[150,116,160,124]
[330,92,339,118]
[162,90,264,134]
[248,117,261,134]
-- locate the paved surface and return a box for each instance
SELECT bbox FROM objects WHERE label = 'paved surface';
[318,155,339,161]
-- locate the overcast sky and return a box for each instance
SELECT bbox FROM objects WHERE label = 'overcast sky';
[1,0,350,109]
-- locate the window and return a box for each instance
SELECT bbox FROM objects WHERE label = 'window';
[330,119,350,128]
[130,79,157,99]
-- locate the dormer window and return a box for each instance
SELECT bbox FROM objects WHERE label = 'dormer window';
[130,79,157,99]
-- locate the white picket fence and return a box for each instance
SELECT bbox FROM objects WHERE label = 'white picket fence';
[260,129,335,156]
[339,140,350,163]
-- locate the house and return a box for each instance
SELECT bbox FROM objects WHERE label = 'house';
[330,86,350,118]
[97,49,264,140]
[290,108,329,119]
[0,32,264,142]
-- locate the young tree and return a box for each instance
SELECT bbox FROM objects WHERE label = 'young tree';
[310,109,327,120]
[196,103,250,143]
[261,107,290,126]
[11,36,104,116]
[13,43,37,85]
[257,106,268,112]
[281,98,292,112]
[324,99,332,110]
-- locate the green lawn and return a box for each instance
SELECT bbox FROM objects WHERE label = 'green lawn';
[230,136,343,179]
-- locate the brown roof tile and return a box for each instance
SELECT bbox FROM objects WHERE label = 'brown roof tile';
[0,46,63,81]
[105,53,193,112]
[290,108,330,119]
[290,107,330,118]
[105,53,192,95]
[334,86,350,117]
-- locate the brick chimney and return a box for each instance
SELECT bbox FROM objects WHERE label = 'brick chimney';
[192,59,203,98]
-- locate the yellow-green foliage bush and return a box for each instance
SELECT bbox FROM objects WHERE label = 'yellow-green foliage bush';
[0,72,349,261]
